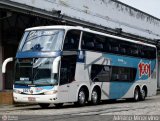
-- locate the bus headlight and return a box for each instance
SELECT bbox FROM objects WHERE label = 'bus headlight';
[44,90,58,95]
[14,89,22,94]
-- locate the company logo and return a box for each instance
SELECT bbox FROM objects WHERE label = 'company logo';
[36,87,43,91]
[138,60,151,78]
[2,115,18,121]
[2,115,7,121]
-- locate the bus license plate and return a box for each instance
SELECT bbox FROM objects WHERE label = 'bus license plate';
[28,97,36,102]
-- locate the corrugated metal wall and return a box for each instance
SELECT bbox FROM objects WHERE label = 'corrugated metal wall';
[8,0,160,40]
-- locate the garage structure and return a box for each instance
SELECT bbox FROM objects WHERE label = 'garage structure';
[0,10,64,90]
[0,0,160,104]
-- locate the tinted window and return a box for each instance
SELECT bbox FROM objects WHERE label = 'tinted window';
[63,30,81,50]
[81,32,95,50]
[109,38,120,54]
[139,45,156,59]
[91,65,111,82]
[60,56,77,85]
[91,64,136,82]
[119,41,127,54]
[81,32,156,59]
[59,66,68,85]
[111,66,136,82]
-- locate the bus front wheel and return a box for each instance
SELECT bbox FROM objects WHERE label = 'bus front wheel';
[39,103,50,108]
[91,88,100,105]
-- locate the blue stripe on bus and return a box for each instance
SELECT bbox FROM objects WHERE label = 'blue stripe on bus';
[109,82,133,99]
[14,85,54,90]
[16,51,62,58]
[14,85,30,89]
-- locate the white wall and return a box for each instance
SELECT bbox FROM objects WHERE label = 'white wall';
[10,0,160,40]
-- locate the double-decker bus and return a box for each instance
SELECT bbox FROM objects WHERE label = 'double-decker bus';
[2,26,157,108]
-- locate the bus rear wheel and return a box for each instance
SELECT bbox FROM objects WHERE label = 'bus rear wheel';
[39,103,50,108]
[91,88,100,105]
[140,87,147,101]
[133,87,140,102]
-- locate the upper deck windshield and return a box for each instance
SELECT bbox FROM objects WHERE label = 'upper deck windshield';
[18,29,65,52]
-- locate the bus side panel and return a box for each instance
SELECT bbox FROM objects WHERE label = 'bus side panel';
[85,51,112,100]
[72,62,91,102]
[103,53,157,99]
[76,51,157,100]
[145,64,157,97]
[99,82,110,100]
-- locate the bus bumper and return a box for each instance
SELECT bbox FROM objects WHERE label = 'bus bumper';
[13,92,59,103]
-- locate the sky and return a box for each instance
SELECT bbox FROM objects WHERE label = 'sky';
[117,0,160,19]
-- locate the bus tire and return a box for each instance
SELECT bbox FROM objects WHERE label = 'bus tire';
[39,103,50,108]
[54,103,63,108]
[91,88,100,105]
[133,87,140,102]
[140,87,147,101]
[75,88,87,106]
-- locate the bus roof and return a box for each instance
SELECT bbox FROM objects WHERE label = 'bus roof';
[25,25,156,48]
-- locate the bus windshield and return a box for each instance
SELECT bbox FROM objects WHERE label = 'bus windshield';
[14,58,58,86]
[19,29,64,52]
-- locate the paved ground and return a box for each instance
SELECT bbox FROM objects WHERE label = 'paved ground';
[0,95,160,121]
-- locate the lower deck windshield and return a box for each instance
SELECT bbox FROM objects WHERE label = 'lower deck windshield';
[14,58,58,86]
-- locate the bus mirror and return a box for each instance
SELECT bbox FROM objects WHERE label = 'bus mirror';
[52,56,61,74]
[2,57,14,73]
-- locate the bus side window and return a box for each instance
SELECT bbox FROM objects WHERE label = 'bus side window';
[111,66,136,82]
[60,56,77,85]
[111,39,120,54]
[63,30,81,50]
[91,65,111,82]
[60,67,68,85]
[86,42,94,49]
[141,46,156,59]
[104,37,112,52]
[119,41,127,54]
[94,35,105,51]
[81,32,95,50]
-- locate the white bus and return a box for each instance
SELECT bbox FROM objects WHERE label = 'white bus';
[2,26,157,108]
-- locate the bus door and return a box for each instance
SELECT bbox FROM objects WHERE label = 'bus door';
[58,56,77,102]
[58,29,80,102]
